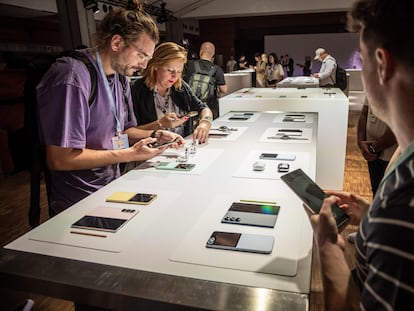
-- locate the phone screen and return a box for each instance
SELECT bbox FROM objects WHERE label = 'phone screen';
[281,169,349,226]
[72,216,126,232]
[175,163,195,170]
[129,193,156,203]
[229,202,280,215]
[207,231,241,247]
[260,153,278,159]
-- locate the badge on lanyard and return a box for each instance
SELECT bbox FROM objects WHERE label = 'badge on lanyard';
[112,133,129,150]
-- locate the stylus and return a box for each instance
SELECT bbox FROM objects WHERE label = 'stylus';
[240,199,277,205]
[70,230,107,238]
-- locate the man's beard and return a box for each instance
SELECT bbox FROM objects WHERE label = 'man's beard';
[111,55,138,77]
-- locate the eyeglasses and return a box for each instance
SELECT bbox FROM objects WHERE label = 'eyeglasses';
[129,43,152,62]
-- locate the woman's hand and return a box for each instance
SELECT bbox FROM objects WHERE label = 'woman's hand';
[159,113,188,129]
[193,120,211,143]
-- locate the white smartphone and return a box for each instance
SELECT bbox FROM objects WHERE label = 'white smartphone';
[206,231,274,254]
[71,206,139,233]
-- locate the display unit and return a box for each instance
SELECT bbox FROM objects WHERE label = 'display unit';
[219,87,349,190]
[1,112,319,311]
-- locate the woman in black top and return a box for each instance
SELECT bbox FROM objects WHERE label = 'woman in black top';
[131,42,212,143]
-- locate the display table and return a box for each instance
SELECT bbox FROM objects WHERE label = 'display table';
[219,87,349,190]
[224,72,252,94]
[1,112,318,310]
[278,76,319,88]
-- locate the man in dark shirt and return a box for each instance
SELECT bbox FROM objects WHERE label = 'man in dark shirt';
[183,42,227,119]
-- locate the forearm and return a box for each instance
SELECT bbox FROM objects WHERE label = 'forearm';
[373,127,396,151]
[136,120,160,131]
[46,146,134,171]
[318,243,360,311]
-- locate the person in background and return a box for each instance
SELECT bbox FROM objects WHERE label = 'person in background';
[226,55,237,73]
[237,55,249,70]
[286,54,294,77]
[357,97,397,196]
[265,52,284,87]
[310,1,414,310]
[251,52,266,87]
[183,41,227,119]
[297,55,312,76]
[36,1,184,216]
[313,48,337,87]
[131,42,212,143]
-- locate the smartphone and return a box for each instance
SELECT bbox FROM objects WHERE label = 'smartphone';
[181,111,198,118]
[228,116,250,121]
[277,163,290,173]
[155,162,196,171]
[149,137,179,149]
[106,192,157,205]
[71,206,139,233]
[281,168,350,227]
[259,153,296,161]
[277,129,303,136]
[221,202,280,228]
[206,231,274,254]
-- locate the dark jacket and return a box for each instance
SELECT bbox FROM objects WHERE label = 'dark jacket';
[131,78,208,137]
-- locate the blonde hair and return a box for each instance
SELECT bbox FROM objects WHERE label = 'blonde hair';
[143,42,188,91]
[94,0,159,48]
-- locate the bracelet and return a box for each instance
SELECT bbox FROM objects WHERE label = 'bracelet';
[200,116,213,125]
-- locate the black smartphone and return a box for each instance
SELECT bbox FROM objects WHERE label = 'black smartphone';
[281,169,349,227]
[155,162,196,171]
[228,116,250,121]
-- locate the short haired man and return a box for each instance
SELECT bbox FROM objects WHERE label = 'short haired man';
[309,1,414,310]
[313,48,337,87]
[183,41,227,119]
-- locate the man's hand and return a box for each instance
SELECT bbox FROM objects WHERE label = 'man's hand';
[325,190,370,226]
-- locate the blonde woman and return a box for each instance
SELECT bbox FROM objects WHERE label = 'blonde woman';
[131,42,213,143]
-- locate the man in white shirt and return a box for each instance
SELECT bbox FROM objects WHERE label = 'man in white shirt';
[313,48,337,87]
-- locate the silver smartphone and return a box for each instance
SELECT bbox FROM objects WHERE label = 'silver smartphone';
[221,202,280,228]
[259,153,296,161]
[206,231,274,254]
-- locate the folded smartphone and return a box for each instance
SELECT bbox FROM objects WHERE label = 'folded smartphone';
[106,192,157,205]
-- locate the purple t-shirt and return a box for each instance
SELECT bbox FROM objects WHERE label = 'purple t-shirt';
[36,50,137,214]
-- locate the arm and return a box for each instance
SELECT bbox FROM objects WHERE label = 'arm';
[310,196,361,311]
[47,129,185,171]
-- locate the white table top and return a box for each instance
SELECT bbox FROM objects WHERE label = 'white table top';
[6,112,318,298]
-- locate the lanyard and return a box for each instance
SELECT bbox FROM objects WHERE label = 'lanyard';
[96,51,121,136]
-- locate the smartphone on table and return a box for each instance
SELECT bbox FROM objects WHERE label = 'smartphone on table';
[106,192,157,205]
[206,231,274,254]
[259,153,296,161]
[155,162,196,171]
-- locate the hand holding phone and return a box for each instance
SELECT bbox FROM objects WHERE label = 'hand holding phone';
[149,137,180,149]
[281,169,349,227]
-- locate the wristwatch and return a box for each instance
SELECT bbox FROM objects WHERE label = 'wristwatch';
[368,144,378,154]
